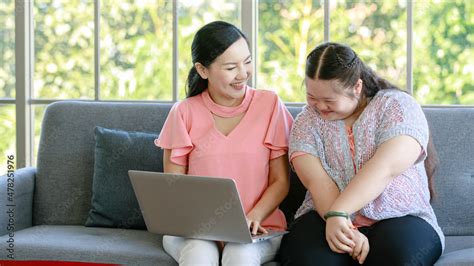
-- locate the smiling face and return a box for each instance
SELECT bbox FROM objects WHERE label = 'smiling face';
[195,37,252,106]
[305,77,363,121]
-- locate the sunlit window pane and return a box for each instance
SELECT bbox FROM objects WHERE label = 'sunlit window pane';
[258,0,324,103]
[331,1,407,91]
[0,105,16,171]
[177,0,241,99]
[34,0,94,99]
[100,0,173,100]
[0,0,15,99]
[413,0,474,105]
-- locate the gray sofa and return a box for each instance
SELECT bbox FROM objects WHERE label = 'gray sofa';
[1,101,473,265]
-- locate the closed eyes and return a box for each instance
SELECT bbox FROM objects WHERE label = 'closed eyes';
[226,60,252,71]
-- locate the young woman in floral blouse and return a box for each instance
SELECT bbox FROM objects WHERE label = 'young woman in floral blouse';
[280,42,443,265]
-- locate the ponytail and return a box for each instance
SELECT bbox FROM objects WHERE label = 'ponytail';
[359,62,400,98]
[425,134,439,201]
[186,66,208,98]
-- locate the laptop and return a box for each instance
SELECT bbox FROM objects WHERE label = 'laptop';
[128,170,288,244]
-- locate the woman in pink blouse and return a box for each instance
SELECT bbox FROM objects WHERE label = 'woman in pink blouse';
[155,21,293,265]
[279,42,443,265]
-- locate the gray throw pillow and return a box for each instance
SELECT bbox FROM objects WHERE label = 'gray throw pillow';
[85,126,163,229]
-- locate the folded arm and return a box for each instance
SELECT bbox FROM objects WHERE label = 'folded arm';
[292,154,357,253]
[291,154,340,218]
[324,135,422,258]
[329,135,422,214]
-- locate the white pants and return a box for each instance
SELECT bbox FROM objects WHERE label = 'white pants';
[163,235,282,266]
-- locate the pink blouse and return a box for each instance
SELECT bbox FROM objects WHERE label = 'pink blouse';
[155,86,294,230]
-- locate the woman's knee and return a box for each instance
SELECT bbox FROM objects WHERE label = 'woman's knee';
[364,216,442,266]
[279,230,309,264]
[164,236,219,266]
[222,236,281,266]
[180,239,219,265]
[280,211,352,265]
[222,242,261,265]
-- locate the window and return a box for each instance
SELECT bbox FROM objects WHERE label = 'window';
[100,0,173,100]
[0,0,15,99]
[258,0,324,102]
[1,0,473,170]
[413,0,473,104]
[0,105,15,171]
[0,0,15,169]
[34,0,95,99]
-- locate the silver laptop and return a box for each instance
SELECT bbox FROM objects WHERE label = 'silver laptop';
[128,170,287,244]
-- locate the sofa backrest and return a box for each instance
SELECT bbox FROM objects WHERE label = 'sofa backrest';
[34,101,173,225]
[424,108,474,236]
[34,102,474,237]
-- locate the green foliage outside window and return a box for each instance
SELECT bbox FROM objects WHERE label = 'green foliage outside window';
[413,0,473,104]
[258,0,473,103]
[100,0,173,100]
[258,0,324,102]
[0,0,14,99]
[34,0,95,99]
[0,0,15,171]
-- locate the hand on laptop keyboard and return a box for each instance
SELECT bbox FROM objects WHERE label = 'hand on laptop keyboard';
[253,230,270,236]
[246,217,269,235]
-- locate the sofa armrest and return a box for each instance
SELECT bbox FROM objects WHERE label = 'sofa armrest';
[0,167,36,236]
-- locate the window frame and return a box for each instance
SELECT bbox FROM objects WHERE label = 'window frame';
[2,0,472,168]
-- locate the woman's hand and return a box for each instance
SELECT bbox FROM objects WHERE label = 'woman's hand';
[350,229,370,264]
[246,210,268,235]
[325,216,355,254]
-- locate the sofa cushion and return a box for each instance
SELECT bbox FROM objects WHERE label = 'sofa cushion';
[0,225,175,265]
[85,126,162,229]
[444,235,474,254]
[34,101,172,226]
[435,248,474,266]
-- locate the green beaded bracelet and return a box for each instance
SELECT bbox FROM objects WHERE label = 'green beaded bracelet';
[324,211,349,220]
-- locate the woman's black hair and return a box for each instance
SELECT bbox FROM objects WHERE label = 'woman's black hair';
[306,42,439,200]
[305,42,399,99]
[186,21,249,98]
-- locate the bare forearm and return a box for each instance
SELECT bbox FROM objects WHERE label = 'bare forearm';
[311,185,340,219]
[330,160,392,214]
[292,155,340,218]
[250,155,290,221]
[330,136,421,214]
[251,178,289,221]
